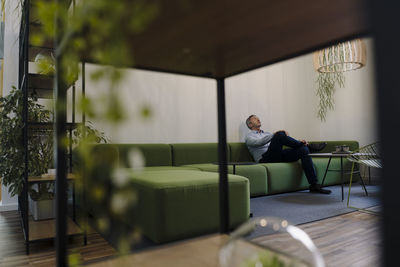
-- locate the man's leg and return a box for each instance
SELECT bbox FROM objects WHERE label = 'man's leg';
[260,131,303,162]
[281,146,318,185]
[281,147,331,194]
[261,132,331,194]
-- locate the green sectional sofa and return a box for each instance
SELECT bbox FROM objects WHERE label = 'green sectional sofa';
[84,140,358,244]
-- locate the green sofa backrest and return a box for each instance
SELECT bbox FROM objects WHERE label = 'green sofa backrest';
[89,143,120,168]
[171,143,230,166]
[88,143,172,167]
[227,141,359,163]
[84,141,359,168]
[229,142,254,162]
[117,144,173,166]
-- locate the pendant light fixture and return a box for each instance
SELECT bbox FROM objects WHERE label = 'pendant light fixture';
[313,39,367,73]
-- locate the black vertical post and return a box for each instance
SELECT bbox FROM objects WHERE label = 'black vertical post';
[22,0,30,255]
[82,62,85,125]
[217,78,229,233]
[369,0,400,266]
[340,156,343,201]
[82,61,87,245]
[55,0,67,266]
[71,84,75,220]
[70,84,75,172]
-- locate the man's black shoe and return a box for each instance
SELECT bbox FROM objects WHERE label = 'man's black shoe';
[308,142,327,153]
[309,184,331,194]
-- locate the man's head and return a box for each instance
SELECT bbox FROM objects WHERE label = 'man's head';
[246,115,261,130]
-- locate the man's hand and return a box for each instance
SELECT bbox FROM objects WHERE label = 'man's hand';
[300,139,309,145]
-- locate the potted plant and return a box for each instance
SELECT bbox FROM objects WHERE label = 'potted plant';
[29,182,55,220]
[0,87,106,220]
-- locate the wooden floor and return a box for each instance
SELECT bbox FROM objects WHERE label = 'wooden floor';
[0,211,116,266]
[0,208,381,266]
[254,207,381,267]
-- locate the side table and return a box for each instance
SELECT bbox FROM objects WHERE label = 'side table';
[310,152,352,201]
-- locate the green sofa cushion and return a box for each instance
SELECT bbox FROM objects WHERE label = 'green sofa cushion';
[182,163,268,197]
[127,170,250,243]
[259,162,310,194]
[171,143,229,166]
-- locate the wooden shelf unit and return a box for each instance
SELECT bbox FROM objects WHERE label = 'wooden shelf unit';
[18,0,83,255]
[28,173,76,183]
[29,216,83,241]
[27,122,80,130]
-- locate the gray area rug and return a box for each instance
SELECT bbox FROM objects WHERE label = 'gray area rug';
[247,184,380,239]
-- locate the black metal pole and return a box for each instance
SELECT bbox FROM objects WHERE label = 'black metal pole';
[71,84,75,220]
[22,0,30,255]
[82,61,87,246]
[70,83,75,172]
[369,0,400,266]
[55,57,68,266]
[55,0,68,266]
[340,156,343,201]
[82,62,85,125]
[217,78,229,233]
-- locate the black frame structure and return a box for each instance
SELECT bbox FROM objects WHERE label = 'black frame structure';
[22,0,399,266]
[369,1,400,266]
[17,0,84,255]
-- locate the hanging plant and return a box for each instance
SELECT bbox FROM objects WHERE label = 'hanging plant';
[313,39,367,121]
[316,72,345,121]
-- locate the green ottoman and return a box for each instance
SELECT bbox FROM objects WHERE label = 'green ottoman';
[129,170,250,243]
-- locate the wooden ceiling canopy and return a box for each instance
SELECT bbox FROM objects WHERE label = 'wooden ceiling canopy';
[101,0,369,79]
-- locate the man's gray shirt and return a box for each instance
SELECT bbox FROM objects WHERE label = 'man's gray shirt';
[245,130,273,162]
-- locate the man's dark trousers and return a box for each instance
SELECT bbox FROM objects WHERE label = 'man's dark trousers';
[259,131,318,185]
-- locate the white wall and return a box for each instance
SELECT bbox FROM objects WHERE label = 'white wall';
[225,52,320,142]
[85,38,377,148]
[1,0,20,211]
[82,65,218,143]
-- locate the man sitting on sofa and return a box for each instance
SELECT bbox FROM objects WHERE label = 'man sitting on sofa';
[245,114,331,194]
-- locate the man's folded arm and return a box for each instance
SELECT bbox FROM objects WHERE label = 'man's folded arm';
[245,132,273,146]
